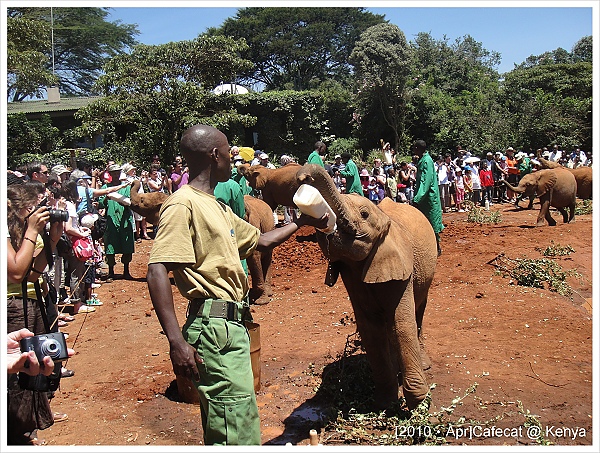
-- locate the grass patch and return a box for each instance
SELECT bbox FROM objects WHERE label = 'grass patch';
[537,240,575,257]
[575,199,592,215]
[488,253,580,297]
[464,201,502,224]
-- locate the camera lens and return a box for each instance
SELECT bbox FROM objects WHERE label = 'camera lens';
[48,209,69,223]
[40,338,62,359]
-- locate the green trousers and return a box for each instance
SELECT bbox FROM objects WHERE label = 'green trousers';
[182,300,260,445]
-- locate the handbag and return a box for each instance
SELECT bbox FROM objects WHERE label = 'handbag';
[56,233,74,258]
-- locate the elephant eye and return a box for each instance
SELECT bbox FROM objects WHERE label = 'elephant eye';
[360,210,369,220]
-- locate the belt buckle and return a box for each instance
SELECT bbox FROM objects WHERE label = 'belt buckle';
[226,301,236,321]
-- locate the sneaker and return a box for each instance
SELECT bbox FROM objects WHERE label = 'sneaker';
[86,298,103,306]
[75,305,96,314]
[91,283,101,288]
[458,209,465,212]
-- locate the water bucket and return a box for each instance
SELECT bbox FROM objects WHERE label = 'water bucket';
[176,374,199,404]
[246,321,262,392]
[292,184,337,234]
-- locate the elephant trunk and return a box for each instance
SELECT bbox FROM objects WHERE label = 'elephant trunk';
[503,179,524,193]
[295,164,355,234]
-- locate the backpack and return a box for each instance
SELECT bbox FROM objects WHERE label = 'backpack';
[72,237,94,261]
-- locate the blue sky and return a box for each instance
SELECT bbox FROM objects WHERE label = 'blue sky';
[105,2,594,75]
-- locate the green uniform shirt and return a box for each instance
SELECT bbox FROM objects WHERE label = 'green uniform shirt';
[413,152,444,234]
[307,150,325,167]
[340,159,364,196]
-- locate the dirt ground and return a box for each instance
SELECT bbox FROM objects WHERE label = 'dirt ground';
[40,201,594,447]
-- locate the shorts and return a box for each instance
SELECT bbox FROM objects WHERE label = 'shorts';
[83,262,96,285]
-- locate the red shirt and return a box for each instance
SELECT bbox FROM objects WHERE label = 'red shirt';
[479,169,494,187]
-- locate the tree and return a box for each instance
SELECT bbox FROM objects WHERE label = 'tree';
[349,23,413,153]
[500,62,592,151]
[405,32,505,154]
[571,35,592,63]
[6,14,58,101]
[208,7,384,91]
[7,113,62,159]
[514,36,592,69]
[73,36,255,161]
[7,7,138,99]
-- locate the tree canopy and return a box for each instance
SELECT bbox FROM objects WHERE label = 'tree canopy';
[73,36,256,161]
[6,13,57,101]
[7,7,138,100]
[208,7,384,91]
[350,23,412,152]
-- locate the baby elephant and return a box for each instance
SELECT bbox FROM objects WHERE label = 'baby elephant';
[503,168,577,226]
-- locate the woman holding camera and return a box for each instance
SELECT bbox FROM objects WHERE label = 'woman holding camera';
[7,183,64,445]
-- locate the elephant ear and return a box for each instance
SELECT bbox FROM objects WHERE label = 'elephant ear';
[362,222,413,284]
[537,170,558,197]
[252,168,267,189]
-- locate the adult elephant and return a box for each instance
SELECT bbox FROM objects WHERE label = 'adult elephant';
[237,163,302,211]
[503,168,577,226]
[538,158,592,200]
[244,195,275,305]
[295,164,438,411]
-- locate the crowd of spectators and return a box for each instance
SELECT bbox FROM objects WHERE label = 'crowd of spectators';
[5,140,591,444]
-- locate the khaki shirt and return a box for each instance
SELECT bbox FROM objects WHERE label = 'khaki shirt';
[148,185,260,302]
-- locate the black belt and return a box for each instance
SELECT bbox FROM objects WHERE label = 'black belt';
[189,298,248,322]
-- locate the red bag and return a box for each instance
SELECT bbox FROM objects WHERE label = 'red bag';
[72,237,94,261]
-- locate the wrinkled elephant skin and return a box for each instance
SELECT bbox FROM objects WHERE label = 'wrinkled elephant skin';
[237,163,302,211]
[244,195,275,305]
[503,168,577,226]
[296,164,438,410]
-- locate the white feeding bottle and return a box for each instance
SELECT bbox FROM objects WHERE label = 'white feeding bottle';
[293,184,337,234]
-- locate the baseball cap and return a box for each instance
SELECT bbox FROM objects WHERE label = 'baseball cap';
[121,163,136,174]
[334,154,341,159]
[70,169,91,181]
[359,169,369,177]
[51,164,70,176]
[80,213,99,229]
[259,153,268,159]
[107,163,122,172]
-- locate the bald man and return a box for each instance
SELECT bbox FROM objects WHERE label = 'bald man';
[147,125,328,445]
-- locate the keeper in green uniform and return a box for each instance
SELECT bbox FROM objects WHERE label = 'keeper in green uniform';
[412,139,444,256]
[147,125,329,445]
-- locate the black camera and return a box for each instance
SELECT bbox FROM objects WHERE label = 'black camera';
[19,332,68,391]
[20,332,69,364]
[48,209,69,223]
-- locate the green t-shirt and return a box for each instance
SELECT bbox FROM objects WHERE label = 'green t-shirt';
[148,185,260,302]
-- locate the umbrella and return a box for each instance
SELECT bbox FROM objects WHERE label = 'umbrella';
[463,156,481,164]
[239,147,255,162]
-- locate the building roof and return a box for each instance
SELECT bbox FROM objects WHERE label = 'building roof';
[7,96,101,115]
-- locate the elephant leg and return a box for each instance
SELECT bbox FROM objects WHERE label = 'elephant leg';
[414,297,431,371]
[348,293,399,410]
[538,198,555,226]
[247,251,268,305]
[526,196,534,210]
[568,204,576,222]
[260,250,273,298]
[557,207,569,223]
[393,281,429,410]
